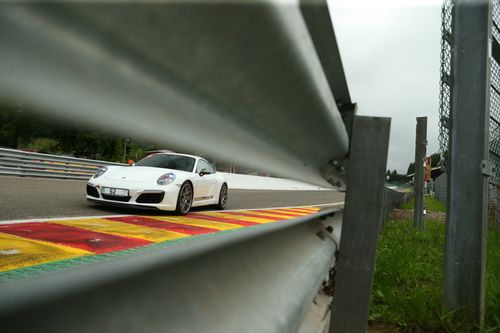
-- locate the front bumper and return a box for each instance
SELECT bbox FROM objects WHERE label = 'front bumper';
[86,179,180,211]
[86,198,164,210]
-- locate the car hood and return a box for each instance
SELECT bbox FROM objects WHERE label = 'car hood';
[103,166,190,182]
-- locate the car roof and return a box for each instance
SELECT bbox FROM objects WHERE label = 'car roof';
[150,152,201,160]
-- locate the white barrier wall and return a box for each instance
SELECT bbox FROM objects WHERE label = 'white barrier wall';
[219,172,331,191]
[0,147,332,191]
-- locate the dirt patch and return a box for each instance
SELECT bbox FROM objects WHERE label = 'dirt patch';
[389,209,445,221]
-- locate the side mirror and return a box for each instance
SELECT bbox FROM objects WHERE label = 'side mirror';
[199,170,211,177]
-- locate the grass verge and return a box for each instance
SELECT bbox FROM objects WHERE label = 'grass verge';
[402,195,446,212]
[369,219,500,332]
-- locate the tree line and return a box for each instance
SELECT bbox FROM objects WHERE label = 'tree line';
[0,101,161,162]
[386,153,440,184]
[0,101,263,174]
[405,153,440,175]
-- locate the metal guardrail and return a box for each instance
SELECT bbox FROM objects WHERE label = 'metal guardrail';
[0,207,342,333]
[383,186,412,221]
[0,1,392,333]
[0,2,349,187]
[0,147,124,180]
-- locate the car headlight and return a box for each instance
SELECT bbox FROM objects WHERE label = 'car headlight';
[157,172,176,185]
[93,166,108,179]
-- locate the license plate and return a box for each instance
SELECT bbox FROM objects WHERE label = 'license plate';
[101,187,129,197]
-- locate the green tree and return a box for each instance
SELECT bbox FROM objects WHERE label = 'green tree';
[0,100,177,163]
[430,153,440,167]
[27,138,60,154]
[406,162,415,175]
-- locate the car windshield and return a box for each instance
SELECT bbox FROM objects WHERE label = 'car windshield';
[135,154,195,172]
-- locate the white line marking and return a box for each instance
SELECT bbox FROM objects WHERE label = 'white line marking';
[0,202,344,225]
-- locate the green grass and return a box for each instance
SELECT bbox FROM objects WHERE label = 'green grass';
[370,220,500,332]
[486,229,500,332]
[402,195,446,213]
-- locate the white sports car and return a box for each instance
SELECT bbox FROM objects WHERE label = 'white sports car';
[86,153,228,214]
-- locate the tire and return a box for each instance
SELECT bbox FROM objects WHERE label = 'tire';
[216,183,228,210]
[175,182,193,215]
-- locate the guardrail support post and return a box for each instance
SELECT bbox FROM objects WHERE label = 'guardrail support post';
[330,116,391,333]
[413,116,427,231]
[444,0,491,328]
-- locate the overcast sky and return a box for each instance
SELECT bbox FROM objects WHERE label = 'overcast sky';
[327,0,442,173]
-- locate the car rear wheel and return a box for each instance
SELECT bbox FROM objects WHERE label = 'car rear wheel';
[176,182,193,215]
[216,183,228,210]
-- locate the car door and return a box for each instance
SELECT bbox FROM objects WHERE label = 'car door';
[202,162,218,199]
[194,159,215,200]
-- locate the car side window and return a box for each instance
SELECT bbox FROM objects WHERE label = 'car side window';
[208,163,216,173]
[196,160,215,174]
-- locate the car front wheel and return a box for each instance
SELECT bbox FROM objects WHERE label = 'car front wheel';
[175,182,193,215]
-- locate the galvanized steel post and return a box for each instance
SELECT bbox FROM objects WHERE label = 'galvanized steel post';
[444,0,492,328]
[413,117,427,231]
[330,116,391,333]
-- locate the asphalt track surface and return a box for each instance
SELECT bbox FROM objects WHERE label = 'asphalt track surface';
[0,176,344,221]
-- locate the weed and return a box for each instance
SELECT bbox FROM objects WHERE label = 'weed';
[370,219,500,332]
[402,196,446,213]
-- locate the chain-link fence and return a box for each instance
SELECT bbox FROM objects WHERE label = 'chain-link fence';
[438,0,453,164]
[438,0,500,229]
[491,1,500,229]
[490,1,500,183]
[439,0,500,184]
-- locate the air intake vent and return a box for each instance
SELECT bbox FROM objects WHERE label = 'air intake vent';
[86,184,99,198]
[102,194,131,202]
[136,192,165,204]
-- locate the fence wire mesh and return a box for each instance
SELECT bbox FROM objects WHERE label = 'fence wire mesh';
[491,0,500,183]
[438,0,453,166]
[437,0,500,227]
[439,0,500,184]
